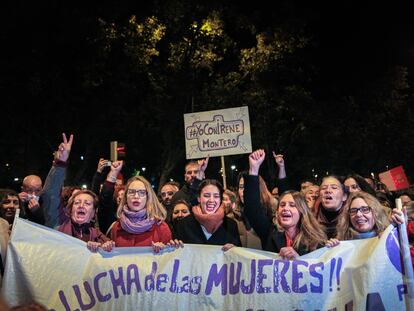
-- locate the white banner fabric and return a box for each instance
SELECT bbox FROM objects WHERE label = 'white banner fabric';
[2,218,413,311]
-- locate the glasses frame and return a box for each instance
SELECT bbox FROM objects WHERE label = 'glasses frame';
[349,205,371,216]
[127,189,148,198]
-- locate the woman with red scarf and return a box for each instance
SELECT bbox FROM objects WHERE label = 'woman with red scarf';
[173,179,241,250]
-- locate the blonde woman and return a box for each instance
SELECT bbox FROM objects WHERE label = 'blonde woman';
[326,191,390,247]
[110,176,181,252]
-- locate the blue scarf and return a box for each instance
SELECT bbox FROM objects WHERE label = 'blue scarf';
[354,231,377,239]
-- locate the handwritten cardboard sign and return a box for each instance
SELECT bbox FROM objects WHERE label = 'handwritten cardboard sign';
[184,107,252,159]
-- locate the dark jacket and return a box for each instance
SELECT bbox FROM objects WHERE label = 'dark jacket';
[243,174,313,254]
[98,181,118,235]
[173,214,241,246]
[170,179,202,207]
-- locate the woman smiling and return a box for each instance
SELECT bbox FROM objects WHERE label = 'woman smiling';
[335,191,389,241]
[173,179,241,249]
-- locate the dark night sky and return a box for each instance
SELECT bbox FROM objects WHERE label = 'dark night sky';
[1,1,413,190]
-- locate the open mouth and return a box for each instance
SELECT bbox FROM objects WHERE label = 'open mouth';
[280,211,292,220]
[322,195,334,204]
[205,203,217,212]
[76,210,86,217]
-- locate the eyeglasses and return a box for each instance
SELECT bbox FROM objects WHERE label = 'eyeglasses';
[349,206,371,216]
[238,185,244,190]
[127,189,147,198]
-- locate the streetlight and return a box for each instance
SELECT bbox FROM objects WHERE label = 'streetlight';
[230,165,237,188]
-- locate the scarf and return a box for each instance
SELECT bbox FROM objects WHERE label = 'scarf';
[192,204,225,234]
[354,231,377,239]
[119,206,155,234]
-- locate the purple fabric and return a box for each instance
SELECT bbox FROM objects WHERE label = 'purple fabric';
[119,206,155,234]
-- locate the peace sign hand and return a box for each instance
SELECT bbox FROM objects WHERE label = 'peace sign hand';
[55,133,74,162]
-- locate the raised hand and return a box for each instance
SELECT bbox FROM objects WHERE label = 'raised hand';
[55,133,74,162]
[197,156,209,180]
[272,152,284,167]
[248,149,265,175]
[97,158,110,173]
[107,160,123,183]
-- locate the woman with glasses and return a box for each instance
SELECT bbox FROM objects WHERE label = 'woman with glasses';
[110,176,180,253]
[326,191,390,247]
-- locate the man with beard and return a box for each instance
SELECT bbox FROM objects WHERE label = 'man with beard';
[170,157,209,206]
[159,181,180,211]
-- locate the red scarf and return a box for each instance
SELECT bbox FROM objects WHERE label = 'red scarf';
[192,204,225,234]
[285,232,293,247]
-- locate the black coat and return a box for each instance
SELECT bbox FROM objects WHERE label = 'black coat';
[244,174,313,255]
[173,214,241,246]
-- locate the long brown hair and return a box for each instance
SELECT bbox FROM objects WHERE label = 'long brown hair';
[275,191,327,250]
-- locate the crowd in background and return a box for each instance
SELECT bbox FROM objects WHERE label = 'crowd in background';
[0,133,412,309]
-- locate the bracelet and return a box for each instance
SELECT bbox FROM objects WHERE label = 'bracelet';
[107,175,117,183]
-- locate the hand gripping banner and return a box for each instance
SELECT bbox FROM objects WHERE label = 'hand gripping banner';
[2,218,413,310]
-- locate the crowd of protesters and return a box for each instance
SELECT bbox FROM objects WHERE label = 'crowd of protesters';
[0,133,412,308]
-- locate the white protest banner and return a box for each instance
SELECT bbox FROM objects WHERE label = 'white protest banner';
[184,106,252,159]
[2,218,413,310]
